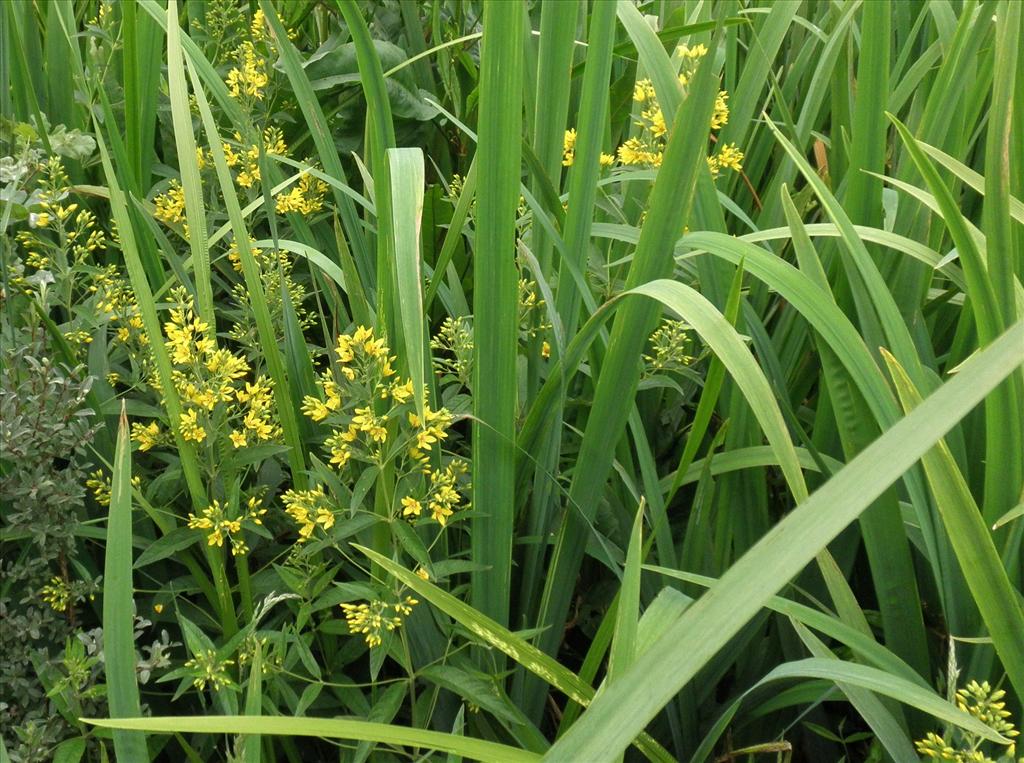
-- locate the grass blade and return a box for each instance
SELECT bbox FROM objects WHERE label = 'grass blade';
[387,148,427,418]
[470,0,524,629]
[102,404,147,760]
[165,0,213,328]
[84,716,537,763]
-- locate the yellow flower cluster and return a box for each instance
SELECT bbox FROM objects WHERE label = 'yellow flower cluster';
[340,596,418,648]
[707,142,744,179]
[86,469,141,506]
[644,319,695,375]
[225,237,316,348]
[249,8,268,42]
[92,266,148,347]
[187,496,267,556]
[298,326,466,529]
[226,41,268,100]
[571,44,742,178]
[430,316,474,387]
[40,576,73,612]
[162,289,280,449]
[281,485,336,541]
[15,159,106,292]
[956,681,1018,745]
[561,127,616,168]
[275,172,328,215]
[131,421,164,451]
[154,179,187,228]
[915,679,1019,761]
[221,127,289,189]
[401,458,468,526]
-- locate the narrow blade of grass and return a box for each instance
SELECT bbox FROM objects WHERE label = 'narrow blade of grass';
[165,0,213,328]
[470,0,524,630]
[102,404,147,761]
[83,715,538,763]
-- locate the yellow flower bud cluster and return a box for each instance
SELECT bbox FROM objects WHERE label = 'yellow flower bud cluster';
[340,596,419,648]
[92,266,148,350]
[86,469,141,506]
[915,679,1019,761]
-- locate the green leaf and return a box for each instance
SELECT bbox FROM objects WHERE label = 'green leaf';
[82,716,537,763]
[387,147,427,418]
[470,0,524,630]
[102,404,147,760]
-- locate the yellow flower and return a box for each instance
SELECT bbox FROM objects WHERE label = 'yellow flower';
[390,379,414,403]
[599,153,616,167]
[226,41,268,100]
[353,407,388,443]
[677,43,708,60]
[424,459,467,526]
[415,567,430,581]
[244,410,275,440]
[205,348,250,379]
[229,430,247,448]
[282,485,335,540]
[301,395,332,422]
[711,90,730,130]
[340,597,418,648]
[714,142,744,173]
[562,128,577,166]
[400,496,422,518]
[633,78,657,102]
[617,137,648,166]
[642,106,667,138]
[154,180,187,227]
[275,172,327,215]
[179,409,206,442]
[131,421,162,451]
[187,499,253,555]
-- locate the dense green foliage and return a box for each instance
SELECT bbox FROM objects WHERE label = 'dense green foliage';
[1,1,1023,761]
